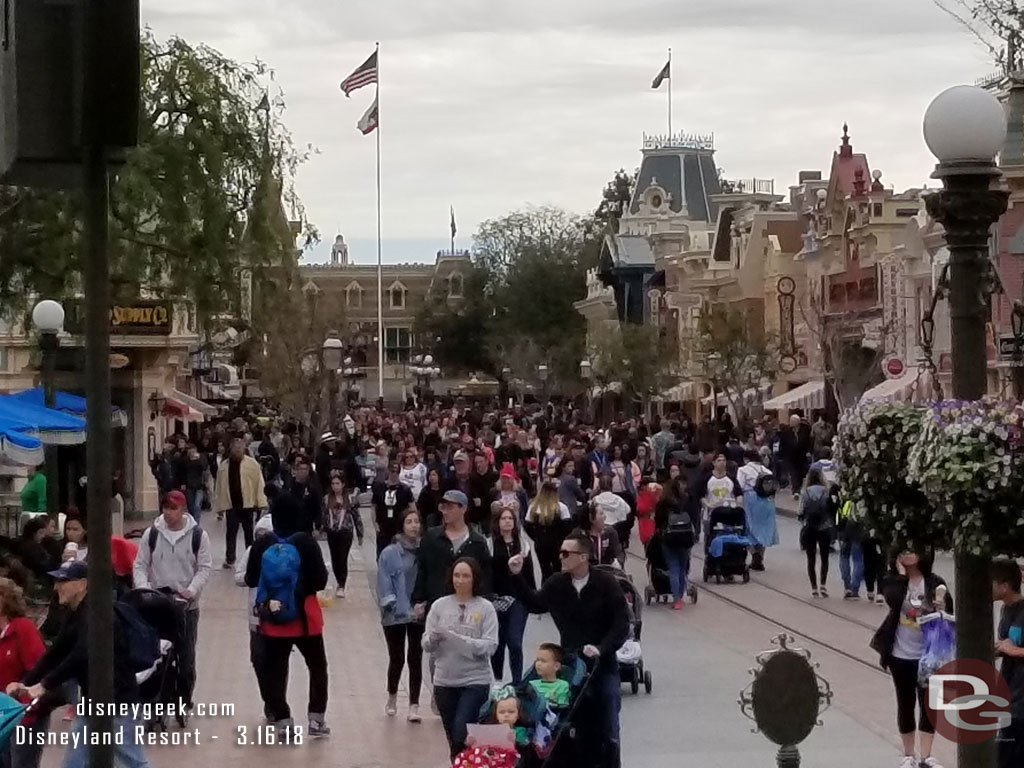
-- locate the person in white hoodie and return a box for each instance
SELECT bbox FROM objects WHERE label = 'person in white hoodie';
[235,512,278,721]
[592,474,632,541]
[132,490,213,710]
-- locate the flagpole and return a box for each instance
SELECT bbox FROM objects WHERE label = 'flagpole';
[450,206,455,254]
[375,41,384,401]
[667,47,672,137]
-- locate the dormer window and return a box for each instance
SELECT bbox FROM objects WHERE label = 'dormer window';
[345,281,363,309]
[448,272,464,298]
[388,281,407,310]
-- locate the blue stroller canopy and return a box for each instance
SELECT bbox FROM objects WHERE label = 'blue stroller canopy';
[0,692,29,748]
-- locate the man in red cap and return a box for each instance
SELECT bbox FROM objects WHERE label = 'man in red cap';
[133,489,212,712]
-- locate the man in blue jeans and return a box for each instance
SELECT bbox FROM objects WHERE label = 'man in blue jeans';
[509,531,630,767]
[9,560,151,768]
[836,499,865,599]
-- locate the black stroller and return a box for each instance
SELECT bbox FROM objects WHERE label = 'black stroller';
[702,506,751,584]
[120,588,190,731]
[643,530,697,605]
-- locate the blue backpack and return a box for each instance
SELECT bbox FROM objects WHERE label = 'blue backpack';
[255,534,303,624]
[113,601,161,672]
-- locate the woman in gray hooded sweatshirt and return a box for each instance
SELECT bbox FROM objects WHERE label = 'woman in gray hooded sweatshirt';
[377,507,424,722]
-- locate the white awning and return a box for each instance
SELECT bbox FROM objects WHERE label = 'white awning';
[170,389,218,418]
[701,384,772,406]
[859,370,920,405]
[763,380,825,412]
[656,382,696,401]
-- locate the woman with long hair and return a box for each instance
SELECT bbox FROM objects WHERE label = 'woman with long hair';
[798,468,834,597]
[416,468,445,528]
[654,480,696,609]
[578,501,625,569]
[377,507,425,722]
[0,577,48,768]
[486,504,541,684]
[423,557,498,761]
[870,550,951,768]
[323,473,364,598]
[524,481,571,581]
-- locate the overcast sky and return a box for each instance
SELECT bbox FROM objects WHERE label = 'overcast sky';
[145,0,993,265]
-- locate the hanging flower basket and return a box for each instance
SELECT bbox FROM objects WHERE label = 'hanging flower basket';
[907,400,1024,557]
[835,402,942,551]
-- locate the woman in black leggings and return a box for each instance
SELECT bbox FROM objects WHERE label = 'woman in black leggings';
[797,469,834,597]
[376,507,425,722]
[323,473,364,598]
[869,550,951,768]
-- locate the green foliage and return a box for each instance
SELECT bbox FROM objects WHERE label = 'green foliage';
[589,323,672,404]
[594,169,636,233]
[415,265,493,373]
[693,305,779,424]
[0,32,315,322]
[835,403,940,551]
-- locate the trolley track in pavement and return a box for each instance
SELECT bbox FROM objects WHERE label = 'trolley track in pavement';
[625,548,887,678]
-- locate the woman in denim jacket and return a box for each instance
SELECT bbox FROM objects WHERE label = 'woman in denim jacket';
[377,507,424,722]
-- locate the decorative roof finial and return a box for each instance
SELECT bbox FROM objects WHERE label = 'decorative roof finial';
[842,123,850,144]
[839,123,853,157]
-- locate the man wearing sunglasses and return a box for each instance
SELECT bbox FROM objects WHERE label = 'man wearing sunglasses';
[508,532,629,768]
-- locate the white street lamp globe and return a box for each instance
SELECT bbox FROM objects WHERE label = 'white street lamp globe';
[432,367,441,377]
[423,354,434,365]
[923,85,1006,164]
[322,335,344,370]
[32,300,65,333]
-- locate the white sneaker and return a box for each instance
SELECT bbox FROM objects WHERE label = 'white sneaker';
[876,594,886,606]
[898,756,918,768]
[385,695,397,717]
[407,704,421,723]
[920,758,943,768]
[335,587,345,598]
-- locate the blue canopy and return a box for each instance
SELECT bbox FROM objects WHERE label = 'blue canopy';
[0,419,43,466]
[0,395,85,446]
[10,387,126,428]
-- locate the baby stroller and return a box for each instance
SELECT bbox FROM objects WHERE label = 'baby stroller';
[702,506,751,584]
[593,566,652,696]
[643,530,697,606]
[120,588,189,731]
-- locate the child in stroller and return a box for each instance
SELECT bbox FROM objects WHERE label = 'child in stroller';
[702,506,752,584]
[594,567,653,696]
[120,588,190,731]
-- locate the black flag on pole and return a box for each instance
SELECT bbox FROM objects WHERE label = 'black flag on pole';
[652,60,670,89]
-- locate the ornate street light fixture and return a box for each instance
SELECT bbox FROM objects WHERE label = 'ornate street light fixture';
[32,299,64,518]
[922,83,1009,768]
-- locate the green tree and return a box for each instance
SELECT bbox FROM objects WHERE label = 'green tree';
[934,1,1024,73]
[693,305,780,427]
[589,323,674,415]
[0,32,315,320]
[414,265,493,373]
[594,168,636,234]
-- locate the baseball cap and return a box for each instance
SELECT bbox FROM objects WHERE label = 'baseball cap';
[453,450,471,463]
[441,490,469,507]
[48,560,88,582]
[163,490,187,509]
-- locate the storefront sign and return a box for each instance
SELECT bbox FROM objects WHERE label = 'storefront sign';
[109,302,172,335]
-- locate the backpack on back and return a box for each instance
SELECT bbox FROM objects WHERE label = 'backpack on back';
[113,601,161,672]
[801,491,831,531]
[754,471,777,498]
[255,534,303,624]
[148,526,202,559]
[663,510,695,549]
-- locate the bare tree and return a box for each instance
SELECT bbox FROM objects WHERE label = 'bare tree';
[933,0,1024,73]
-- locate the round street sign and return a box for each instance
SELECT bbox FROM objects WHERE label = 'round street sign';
[883,358,905,378]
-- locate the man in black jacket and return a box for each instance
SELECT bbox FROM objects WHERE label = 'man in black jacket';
[509,531,629,768]
[10,560,154,767]
[412,490,492,612]
[287,457,322,536]
[373,461,415,558]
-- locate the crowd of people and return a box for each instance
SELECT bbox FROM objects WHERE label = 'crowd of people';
[0,401,1017,768]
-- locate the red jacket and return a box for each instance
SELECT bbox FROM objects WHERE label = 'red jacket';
[636,486,660,546]
[0,617,45,724]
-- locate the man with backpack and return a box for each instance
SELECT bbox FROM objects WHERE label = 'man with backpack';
[244,493,330,738]
[132,489,212,711]
[10,560,156,768]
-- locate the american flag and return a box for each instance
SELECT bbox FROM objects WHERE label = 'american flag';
[340,51,378,96]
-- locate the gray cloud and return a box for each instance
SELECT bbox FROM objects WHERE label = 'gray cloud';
[146,0,994,262]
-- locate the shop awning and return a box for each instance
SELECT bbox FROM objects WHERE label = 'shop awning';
[10,387,127,428]
[0,395,86,445]
[0,419,43,466]
[164,390,217,422]
[656,382,697,402]
[859,370,921,405]
[762,380,825,413]
[701,384,772,406]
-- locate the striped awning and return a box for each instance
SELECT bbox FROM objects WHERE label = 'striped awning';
[656,382,697,402]
[762,380,825,412]
[859,370,921,405]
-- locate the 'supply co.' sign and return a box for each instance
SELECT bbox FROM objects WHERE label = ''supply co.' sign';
[109,302,172,334]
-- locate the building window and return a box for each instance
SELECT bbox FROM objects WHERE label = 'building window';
[873,203,883,218]
[345,282,362,309]
[448,272,464,298]
[388,282,407,310]
[0,348,8,373]
[384,327,412,363]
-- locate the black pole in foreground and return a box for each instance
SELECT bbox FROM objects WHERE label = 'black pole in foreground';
[82,0,114,765]
[926,162,1008,768]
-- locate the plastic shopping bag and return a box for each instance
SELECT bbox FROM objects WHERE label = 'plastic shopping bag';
[918,613,956,688]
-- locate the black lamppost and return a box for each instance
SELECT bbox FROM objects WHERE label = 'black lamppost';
[322,332,343,430]
[537,363,550,404]
[1011,300,1024,400]
[342,358,366,409]
[410,354,440,406]
[923,83,1010,768]
[580,359,592,420]
[32,299,64,519]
